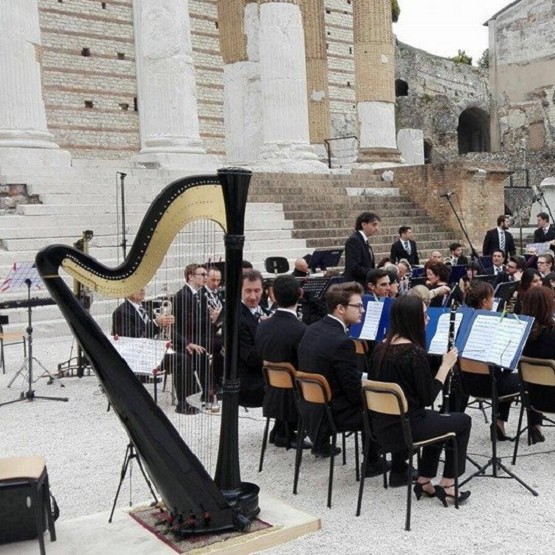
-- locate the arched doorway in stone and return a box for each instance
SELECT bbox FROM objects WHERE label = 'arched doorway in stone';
[457,107,490,154]
[423,139,433,164]
[395,79,409,97]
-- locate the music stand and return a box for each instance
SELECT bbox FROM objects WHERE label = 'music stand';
[308,248,343,272]
[0,263,68,407]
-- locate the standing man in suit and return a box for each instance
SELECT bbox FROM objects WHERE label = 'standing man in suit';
[482,215,516,259]
[343,212,381,286]
[448,242,468,266]
[238,269,269,408]
[256,275,308,449]
[390,226,419,265]
[533,212,555,248]
[297,282,387,476]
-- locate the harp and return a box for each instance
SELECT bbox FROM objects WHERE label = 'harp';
[35,168,259,534]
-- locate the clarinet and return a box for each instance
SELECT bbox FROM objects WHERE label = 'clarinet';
[441,299,458,416]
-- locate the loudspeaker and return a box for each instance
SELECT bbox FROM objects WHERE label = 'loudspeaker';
[0,484,44,543]
[264,256,289,274]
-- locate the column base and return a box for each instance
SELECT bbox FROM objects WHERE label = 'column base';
[255,142,329,173]
[133,151,221,172]
[0,147,71,170]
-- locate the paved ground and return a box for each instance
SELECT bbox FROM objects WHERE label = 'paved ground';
[1,335,554,554]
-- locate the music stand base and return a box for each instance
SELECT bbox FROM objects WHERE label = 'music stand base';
[459,456,538,496]
[0,389,69,407]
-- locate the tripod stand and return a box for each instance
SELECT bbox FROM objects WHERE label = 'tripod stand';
[108,442,159,523]
[0,279,68,407]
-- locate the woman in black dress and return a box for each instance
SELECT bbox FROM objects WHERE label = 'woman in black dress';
[514,268,542,314]
[370,296,472,505]
[520,286,555,443]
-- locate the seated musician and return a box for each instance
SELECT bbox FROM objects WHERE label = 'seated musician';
[370,295,471,503]
[255,275,309,449]
[514,268,543,314]
[297,283,387,475]
[365,268,391,300]
[173,264,215,414]
[425,262,453,307]
[291,257,309,278]
[520,286,554,443]
[464,281,524,441]
[112,288,173,339]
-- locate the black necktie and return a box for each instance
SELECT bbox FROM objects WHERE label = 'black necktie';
[367,240,374,265]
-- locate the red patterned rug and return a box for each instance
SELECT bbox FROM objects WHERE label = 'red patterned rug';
[129,506,274,553]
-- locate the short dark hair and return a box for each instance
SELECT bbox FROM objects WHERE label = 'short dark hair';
[449,242,462,252]
[426,262,450,283]
[508,256,525,270]
[465,280,494,309]
[185,263,205,280]
[538,253,554,265]
[241,260,253,269]
[325,282,364,313]
[366,268,389,286]
[497,215,508,226]
[355,212,381,231]
[241,269,263,286]
[272,275,301,307]
[492,249,504,257]
[537,211,550,222]
[398,226,411,236]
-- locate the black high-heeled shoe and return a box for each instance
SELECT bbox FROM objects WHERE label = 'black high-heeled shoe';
[491,424,513,442]
[437,485,471,505]
[529,426,545,445]
[413,481,436,500]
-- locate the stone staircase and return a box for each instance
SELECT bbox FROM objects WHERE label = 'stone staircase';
[0,164,458,340]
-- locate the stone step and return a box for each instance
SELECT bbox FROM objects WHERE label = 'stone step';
[291,226,454,240]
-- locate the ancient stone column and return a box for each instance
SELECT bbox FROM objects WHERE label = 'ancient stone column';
[257,0,328,172]
[397,129,424,165]
[300,0,331,159]
[133,0,218,170]
[217,0,263,165]
[0,0,69,168]
[353,0,401,165]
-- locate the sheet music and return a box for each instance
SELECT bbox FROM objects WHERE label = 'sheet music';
[359,301,384,340]
[526,242,552,254]
[0,261,43,292]
[462,315,527,367]
[108,336,167,376]
[428,312,463,355]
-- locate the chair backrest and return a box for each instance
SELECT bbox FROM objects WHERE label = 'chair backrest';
[352,339,367,356]
[362,379,408,416]
[262,361,296,389]
[519,356,555,387]
[295,371,332,405]
[458,358,489,375]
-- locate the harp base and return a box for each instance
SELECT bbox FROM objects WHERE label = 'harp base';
[224,481,261,528]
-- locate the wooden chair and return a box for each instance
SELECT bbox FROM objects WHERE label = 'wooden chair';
[293,371,359,509]
[0,323,27,374]
[0,456,56,555]
[259,361,297,472]
[356,380,458,531]
[512,356,555,465]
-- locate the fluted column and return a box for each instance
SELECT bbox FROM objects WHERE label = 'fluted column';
[300,0,330,157]
[256,0,328,172]
[217,0,263,165]
[0,0,69,168]
[353,0,401,165]
[133,0,218,170]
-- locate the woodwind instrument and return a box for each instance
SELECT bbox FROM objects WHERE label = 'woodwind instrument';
[35,169,258,534]
[441,299,458,416]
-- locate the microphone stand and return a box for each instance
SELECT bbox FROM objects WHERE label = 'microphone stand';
[118,172,128,259]
[533,187,555,223]
[441,193,484,273]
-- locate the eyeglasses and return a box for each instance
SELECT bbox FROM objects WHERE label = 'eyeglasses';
[194,272,208,277]
[347,303,364,310]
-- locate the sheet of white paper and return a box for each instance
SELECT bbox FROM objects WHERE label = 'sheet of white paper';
[108,336,167,376]
[358,301,384,340]
[428,312,463,355]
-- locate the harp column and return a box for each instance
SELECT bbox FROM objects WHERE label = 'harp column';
[0,0,70,169]
[353,0,401,166]
[217,0,263,165]
[133,0,219,171]
[256,0,328,173]
[300,0,331,162]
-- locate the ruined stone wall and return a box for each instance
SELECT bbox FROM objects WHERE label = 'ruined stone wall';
[395,43,489,162]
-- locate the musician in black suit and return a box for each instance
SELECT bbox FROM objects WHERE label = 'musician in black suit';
[202,267,224,389]
[172,264,214,414]
[256,275,308,448]
[343,212,381,286]
[482,215,515,259]
[112,288,174,339]
[448,242,468,266]
[238,269,269,408]
[486,249,506,277]
[390,226,419,265]
[297,282,385,474]
[533,212,555,244]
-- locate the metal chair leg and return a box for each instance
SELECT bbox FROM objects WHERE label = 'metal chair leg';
[258,417,271,472]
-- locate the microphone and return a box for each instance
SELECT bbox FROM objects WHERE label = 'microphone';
[117,172,127,178]
[439,192,454,199]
